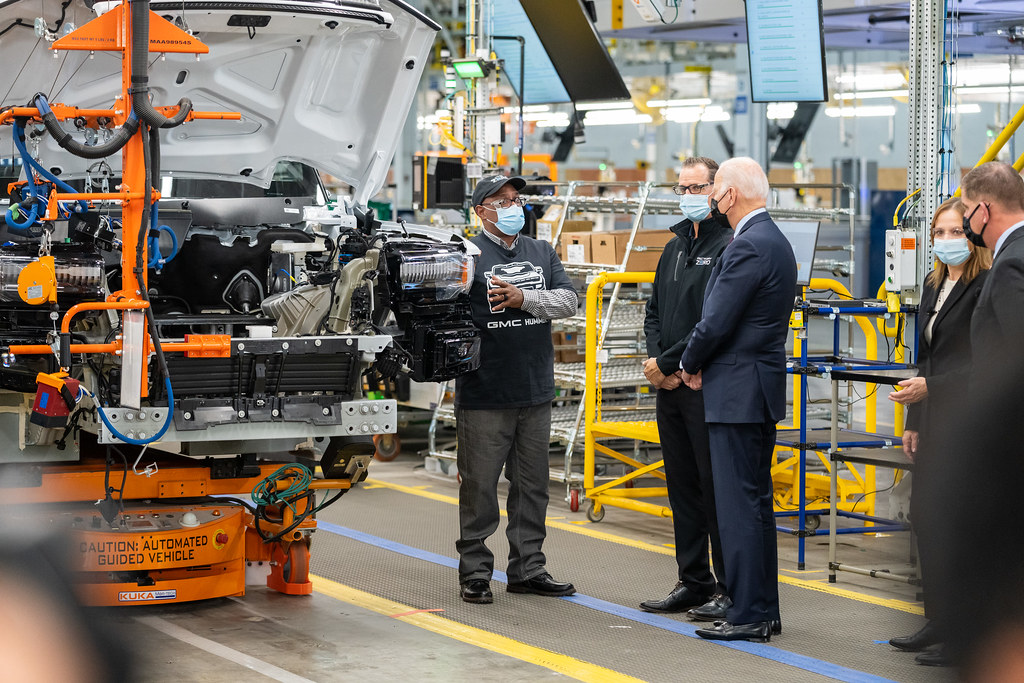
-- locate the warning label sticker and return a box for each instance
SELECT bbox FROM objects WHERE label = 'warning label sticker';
[79,534,211,568]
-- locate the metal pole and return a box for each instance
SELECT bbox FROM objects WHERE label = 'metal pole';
[492,35,525,176]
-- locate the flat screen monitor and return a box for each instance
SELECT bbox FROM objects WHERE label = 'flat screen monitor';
[490,2,570,104]
[745,0,828,103]
[776,220,820,286]
[519,0,630,103]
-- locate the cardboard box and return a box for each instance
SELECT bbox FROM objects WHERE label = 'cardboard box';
[615,230,674,272]
[559,232,591,265]
[536,204,592,243]
[590,232,618,266]
[553,331,586,363]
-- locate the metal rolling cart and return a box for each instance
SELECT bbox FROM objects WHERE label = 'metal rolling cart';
[781,292,917,568]
[827,366,919,585]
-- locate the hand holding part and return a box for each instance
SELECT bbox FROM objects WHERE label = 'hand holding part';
[488,277,524,310]
[888,377,927,405]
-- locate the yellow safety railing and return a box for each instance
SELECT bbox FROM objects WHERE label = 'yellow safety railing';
[584,271,665,521]
[954,102,1024,196]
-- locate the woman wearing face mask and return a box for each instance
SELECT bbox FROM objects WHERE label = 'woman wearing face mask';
[887,197,992,667]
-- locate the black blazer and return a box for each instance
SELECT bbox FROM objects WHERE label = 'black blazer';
[970,227,1024,395]
[680,211,798,423]
[906,268,989,434]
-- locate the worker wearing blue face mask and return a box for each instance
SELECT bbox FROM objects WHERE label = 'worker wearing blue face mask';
[454,175,578,605]
[640,157,733,621]
[887,197,991,667]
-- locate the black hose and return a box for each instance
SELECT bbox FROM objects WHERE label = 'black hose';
[129,0,192,128]
[35,93,140,160]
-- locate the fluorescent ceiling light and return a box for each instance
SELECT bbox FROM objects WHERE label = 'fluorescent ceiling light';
[824,105,897,118]
[663,105,731,123]
[646,97,712,107]
[834,73,906,90]
[523,111,568,122]
[952,103,981,114]
[767,102,797,119]
[575,101,634,111]
[959,84,1024,94]
[833,89,909,101]
[502,105,552,114]
[583,109,653,126]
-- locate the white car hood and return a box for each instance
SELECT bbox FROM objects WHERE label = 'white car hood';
[0,0,437,205]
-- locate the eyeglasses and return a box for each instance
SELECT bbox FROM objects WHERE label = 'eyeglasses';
[931,227,966,239]
[672,183,712,196]
[483,196,527,210]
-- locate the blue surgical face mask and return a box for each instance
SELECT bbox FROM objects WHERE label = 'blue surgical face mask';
[679,194,711,223]
[493,205,525,236]
[932,237,971,266]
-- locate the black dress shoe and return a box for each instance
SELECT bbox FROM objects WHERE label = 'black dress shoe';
[890,622,939,652]
[915,649,951,667]
[507,572,576,597]
[460,579,493,604]
[696,621,771,642]
[714,619,781,635]
[640,582,711,613]
[687,593,732,621]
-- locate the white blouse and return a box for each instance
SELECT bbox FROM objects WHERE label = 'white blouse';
[924,276,957,345]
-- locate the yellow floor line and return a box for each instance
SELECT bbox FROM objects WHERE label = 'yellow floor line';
[311,575,646,683]
[362,478,923,616]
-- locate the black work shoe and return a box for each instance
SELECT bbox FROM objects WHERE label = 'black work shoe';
[687,593,732,621]
[460,579,493,604]
[696,621,771,642]
[640,582,711,613]
[915,648,952,667]
[507,572,576,597]
[890,623,939,652]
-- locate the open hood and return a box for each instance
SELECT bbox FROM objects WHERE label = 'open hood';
[0,0,437,205]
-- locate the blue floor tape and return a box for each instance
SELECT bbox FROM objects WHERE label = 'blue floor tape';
[317,521,898,683]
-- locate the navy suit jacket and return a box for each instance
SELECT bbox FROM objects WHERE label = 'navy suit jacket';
[680,211,798,424]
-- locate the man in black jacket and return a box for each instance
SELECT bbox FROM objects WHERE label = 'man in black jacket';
[640,157,733,620]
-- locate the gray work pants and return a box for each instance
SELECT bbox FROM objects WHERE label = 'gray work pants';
[455,402,551,584]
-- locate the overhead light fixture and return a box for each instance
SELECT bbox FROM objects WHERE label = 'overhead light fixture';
[662,105,731,123]
[583,109,653,126]
[951,103,981,114]
[824,105,897,118]
[502,105,551,114]
[646,97,712,108]
[833,89,910,101]
[451,59,489,80]
[767,102,798,120]
[575,101,635,111]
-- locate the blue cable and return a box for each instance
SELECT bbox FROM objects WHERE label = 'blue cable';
[13,118,89,215]
[148,225,178,269]
[96,376,174,445]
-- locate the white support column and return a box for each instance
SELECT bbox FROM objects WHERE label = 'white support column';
[905,0,945,303]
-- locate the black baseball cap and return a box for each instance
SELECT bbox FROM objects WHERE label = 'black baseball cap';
[471,175,527,208]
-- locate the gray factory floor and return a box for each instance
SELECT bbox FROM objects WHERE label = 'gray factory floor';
[112,452,950,683]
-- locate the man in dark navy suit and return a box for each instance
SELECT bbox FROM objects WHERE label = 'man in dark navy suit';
[677,157,797,643]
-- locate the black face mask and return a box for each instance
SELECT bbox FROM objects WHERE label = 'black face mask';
[963,203,988,248]
[709,192,731,226]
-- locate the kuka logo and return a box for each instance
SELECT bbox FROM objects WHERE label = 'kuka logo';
[118,589,176,602]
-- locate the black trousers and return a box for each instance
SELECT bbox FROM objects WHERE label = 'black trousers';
[708,421,780,625]
[656,386,726,596]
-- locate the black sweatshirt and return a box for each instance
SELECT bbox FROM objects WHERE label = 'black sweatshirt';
[644,217,733,376]
[455,233,575,410]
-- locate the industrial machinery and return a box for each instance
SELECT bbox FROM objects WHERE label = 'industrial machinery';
[0,0,479,604]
